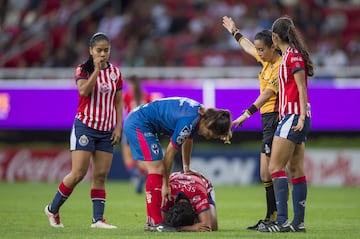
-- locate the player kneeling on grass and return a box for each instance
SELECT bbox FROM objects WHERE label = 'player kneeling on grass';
[161,171,218,232]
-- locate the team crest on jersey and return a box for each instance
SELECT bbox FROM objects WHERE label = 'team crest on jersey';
[100,82,110,93]
[151,144,160,155]
[110,72,117,81]
[79,134,89,146]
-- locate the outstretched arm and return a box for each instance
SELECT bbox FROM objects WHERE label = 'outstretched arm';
[232,88,276,127]
[222,16,256,57]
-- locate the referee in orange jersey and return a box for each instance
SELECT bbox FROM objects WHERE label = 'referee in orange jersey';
[223,16,281,230]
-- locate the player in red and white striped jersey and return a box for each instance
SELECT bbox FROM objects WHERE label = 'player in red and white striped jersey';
[258,16,314,233]
[45,32,123,229]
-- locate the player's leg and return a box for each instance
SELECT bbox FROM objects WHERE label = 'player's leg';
[269,136,294,224]
[90,149,116,229]
[287,143,307,232]
[143,160,165,226]
[248,113,278,230]
[261,153,277,221]
[45,150,91,227]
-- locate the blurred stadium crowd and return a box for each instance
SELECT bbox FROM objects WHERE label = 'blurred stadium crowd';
[1,0,360,68]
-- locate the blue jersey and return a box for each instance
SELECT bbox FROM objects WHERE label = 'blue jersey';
[124,97,202,161]
[135,97,200,147]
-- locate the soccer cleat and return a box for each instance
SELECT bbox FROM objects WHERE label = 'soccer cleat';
[44,205,64,228]
[257,220,291,233]
[247,219,271,230]
[144,223,177,232]
[91,219,117,229]
[289,222,306,232]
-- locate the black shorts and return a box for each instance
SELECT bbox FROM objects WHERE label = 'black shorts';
[261,112,279,157]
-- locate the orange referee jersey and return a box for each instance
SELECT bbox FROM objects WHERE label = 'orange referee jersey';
[253,50,281,114]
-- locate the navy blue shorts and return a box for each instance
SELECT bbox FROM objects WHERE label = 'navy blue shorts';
[275,114,311,144]
[70,119,114,153]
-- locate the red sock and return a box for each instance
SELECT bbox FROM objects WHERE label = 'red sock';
[59,181,73,197]
[145,174,163,225]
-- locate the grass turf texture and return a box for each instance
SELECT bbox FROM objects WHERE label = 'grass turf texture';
[1,182,359,239]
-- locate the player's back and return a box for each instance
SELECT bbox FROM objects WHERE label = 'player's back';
[139,97,201,135]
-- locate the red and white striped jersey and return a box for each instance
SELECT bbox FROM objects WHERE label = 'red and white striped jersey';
[278,46,309,118]
[74,63,123,131]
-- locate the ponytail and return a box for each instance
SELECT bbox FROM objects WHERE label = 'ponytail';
[272,16,314,77]
[287,25,314,77]
[81,55,94,75]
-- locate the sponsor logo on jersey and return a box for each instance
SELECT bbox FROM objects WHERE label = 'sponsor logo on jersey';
[151,144,160,155]
[176,125,192,144]
[144,132,154,137]
[79,134,89,146]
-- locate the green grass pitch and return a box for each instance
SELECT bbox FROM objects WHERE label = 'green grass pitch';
[0,181,359,239]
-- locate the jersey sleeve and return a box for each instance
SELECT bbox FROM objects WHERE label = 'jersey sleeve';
[193,191,211,214]
[170,117,195,150]
[288,51,305,74]
[74,64,88,81]
[117,72,123,90]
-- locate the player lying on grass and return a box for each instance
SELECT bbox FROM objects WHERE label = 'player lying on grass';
[161,171,218,232]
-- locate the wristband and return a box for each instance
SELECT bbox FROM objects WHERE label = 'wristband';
[232,29,243,42]
[242,110,251,118]
[247,104,258,115]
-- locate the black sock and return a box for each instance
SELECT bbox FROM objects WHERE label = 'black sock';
[264,181,277,220]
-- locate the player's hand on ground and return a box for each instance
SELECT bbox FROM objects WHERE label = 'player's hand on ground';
[222,16,236,33]
[192,222,211,232]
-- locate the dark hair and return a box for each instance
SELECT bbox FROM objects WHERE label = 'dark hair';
[254,29,282,56]
[254,30,273,48]
[203,109,231,136]
[128,75,142,106]
[166,193,197,227]
[82,32,110,75]
[272,16,314,76]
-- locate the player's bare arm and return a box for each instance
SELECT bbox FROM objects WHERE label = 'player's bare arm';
[111,91,123,145]
[293,70,307,132]
[162,144,178,206]
[181,138,193,173]
[222,16,256,57]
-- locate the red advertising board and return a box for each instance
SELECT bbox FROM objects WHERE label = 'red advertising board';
[0,148,91,182]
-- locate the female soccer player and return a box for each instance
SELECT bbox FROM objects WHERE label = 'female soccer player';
[258,16,313,233]
[161,171,218,232]
[123,97,231,231]
[222,16,281,230]
[45,32,123,229]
